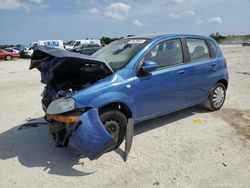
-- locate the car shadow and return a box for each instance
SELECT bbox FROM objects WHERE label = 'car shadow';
[115,105,208,159]
[0,117,94,177]
[0,105,207,177]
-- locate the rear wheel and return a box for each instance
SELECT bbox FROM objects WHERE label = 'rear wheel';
[5,55,12,61]
[203,83,226,111]
[99,109,127,148]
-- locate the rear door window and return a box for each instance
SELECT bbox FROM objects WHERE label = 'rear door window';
[186,39,210,62]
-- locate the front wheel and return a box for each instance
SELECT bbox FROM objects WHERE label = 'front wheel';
[99,109,127,149]
[203,83,226,111]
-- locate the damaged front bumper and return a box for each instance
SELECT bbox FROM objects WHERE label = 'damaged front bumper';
[48,108,133,161]
[59,108,116,160]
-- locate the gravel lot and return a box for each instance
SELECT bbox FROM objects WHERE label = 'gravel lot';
[0,45,249,188]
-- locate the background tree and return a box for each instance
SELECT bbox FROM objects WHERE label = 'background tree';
[100,36,124,45]
[209,32,226,42]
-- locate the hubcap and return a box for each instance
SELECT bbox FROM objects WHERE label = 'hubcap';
[6,56,11,60]
[212,86,225,108]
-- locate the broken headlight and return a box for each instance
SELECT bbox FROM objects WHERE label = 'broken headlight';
[46,98,75,115]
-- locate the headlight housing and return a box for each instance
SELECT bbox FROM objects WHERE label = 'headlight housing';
[46,98,75,115]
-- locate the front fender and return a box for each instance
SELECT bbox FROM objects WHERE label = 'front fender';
[74,91,136,118]
[92,92,134,108]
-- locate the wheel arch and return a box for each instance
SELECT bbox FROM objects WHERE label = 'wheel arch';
[99,102,133,120]
[217,79,228,89]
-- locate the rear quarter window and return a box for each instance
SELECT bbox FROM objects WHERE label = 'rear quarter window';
[186,38,210,62]
[207,40,218,58]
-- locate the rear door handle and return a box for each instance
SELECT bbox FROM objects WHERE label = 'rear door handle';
[211,63,216,67]
[177,70,185,75]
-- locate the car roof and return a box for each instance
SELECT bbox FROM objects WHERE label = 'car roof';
[128,33,210,40]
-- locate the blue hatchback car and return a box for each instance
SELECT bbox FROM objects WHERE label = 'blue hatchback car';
[30,34,228,160]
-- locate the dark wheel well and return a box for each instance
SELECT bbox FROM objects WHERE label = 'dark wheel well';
[99,102,132,119]
[217,79,228,89]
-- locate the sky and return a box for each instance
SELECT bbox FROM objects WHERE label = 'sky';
[0,0,250,44]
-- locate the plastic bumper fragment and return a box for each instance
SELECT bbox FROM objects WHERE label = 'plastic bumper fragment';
[68,108,116,160]
[124,118,134,161]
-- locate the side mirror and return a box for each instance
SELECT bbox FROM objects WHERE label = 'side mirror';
[141,61,158,73]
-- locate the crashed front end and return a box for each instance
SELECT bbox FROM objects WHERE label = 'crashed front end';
[48,107,116,160]
[30,46,116,160]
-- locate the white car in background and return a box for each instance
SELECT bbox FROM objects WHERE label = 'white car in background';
[22,40,64,58]
[5,48,20,54]
[65,39,101,50]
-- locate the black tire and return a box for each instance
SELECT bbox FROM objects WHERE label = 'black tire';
[99,109,127,148]
[203,83,226,111]
[5,55,12,61]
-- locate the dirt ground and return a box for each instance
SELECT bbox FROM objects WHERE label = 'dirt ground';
[0,45,249,188]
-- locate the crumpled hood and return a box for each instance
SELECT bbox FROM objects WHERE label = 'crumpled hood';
[29,46,113,85]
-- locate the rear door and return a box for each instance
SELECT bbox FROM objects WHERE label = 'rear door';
[184,38,218,105]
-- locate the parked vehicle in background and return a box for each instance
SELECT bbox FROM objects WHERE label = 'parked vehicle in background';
[0,49,20,60]
[4,48,20,54]
[13,46,25,52]
[242,42,250,46]
[65,39,101,50]
[31,33,228,160]
[69,43,102,55]
[22,40,64,58]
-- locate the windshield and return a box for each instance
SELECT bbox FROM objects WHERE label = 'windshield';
[26,43,33,49]
[26,43,37,50]
[69,41,76,46]
[92,38,149,71]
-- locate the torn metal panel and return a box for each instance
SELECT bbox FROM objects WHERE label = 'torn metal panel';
[29,46,113,86]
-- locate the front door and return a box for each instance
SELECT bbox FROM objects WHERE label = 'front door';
[132,38,190,122]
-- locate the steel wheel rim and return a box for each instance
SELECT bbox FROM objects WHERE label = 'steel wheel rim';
[6,56,11,60]
[212,86,225,108]
[104,119,119,136]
